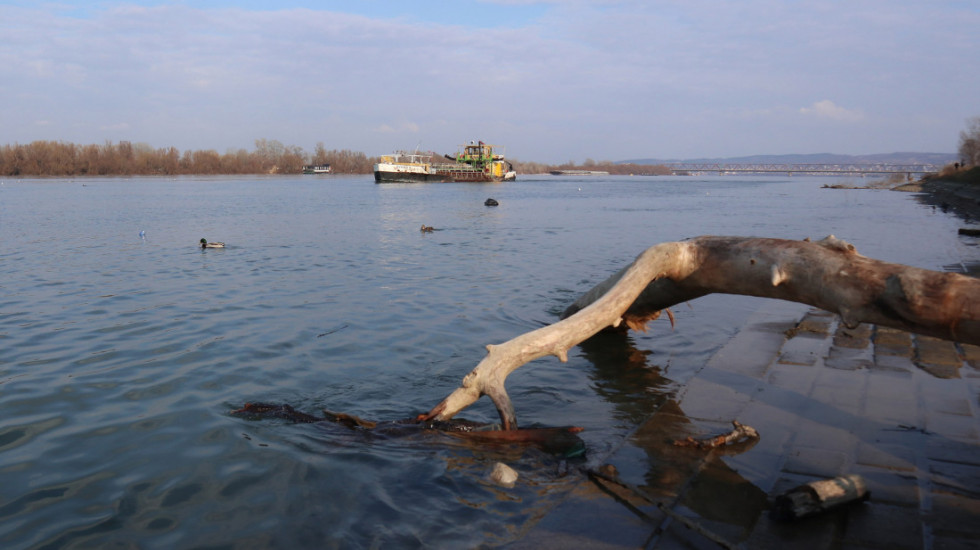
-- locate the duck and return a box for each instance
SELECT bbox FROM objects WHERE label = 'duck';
[200,238,226,248]
[420,225,435,233]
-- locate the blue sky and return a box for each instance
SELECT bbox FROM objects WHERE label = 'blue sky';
[2,0,977,163]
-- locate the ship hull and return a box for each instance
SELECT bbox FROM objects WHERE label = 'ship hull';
[373,170,505,183]
[373,170,451,183]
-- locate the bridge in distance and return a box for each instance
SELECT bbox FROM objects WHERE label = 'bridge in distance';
[664,163,942,175]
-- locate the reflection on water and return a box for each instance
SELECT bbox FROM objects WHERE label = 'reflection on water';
[579,330,675,425]
[1,175,976,547]
[581,326,768,542]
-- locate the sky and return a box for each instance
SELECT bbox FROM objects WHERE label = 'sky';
[1,0,977,163]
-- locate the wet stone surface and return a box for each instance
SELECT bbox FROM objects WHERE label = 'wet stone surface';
[515,303,980,549]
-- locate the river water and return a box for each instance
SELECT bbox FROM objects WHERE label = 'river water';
[1,174,975,548]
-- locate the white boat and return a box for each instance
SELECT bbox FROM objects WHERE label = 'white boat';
[372,152,445,183]
[303,164,332,174]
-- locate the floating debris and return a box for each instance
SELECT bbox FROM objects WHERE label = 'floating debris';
[771,474,870,521]
[673,420,759,450]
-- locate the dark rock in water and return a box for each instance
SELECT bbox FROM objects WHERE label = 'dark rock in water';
[959,227,980,237]
[485,198,499,206]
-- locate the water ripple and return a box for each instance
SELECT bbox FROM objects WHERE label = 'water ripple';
[1,175,975,548]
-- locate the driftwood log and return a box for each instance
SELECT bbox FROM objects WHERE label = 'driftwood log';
[418,236,980,430]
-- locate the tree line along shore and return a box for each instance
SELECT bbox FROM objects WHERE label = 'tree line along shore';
[0,139,672,177]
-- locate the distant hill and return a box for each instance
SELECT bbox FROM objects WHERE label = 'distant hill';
[622,152,958,165]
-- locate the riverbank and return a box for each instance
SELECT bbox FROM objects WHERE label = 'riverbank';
[894,167,980,226]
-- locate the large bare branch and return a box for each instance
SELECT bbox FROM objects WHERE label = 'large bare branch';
[418,236,980,429]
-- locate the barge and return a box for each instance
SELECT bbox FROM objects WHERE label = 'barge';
[374,141,516,183]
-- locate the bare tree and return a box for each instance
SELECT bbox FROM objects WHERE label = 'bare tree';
[959,116,980,166]
[419,236,980,430]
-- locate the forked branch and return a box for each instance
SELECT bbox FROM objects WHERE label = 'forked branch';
[418,236,980,429]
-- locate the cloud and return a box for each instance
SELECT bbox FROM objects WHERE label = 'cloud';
[799,100,865,123]
[0,1,976,160]
[376,122,421,134]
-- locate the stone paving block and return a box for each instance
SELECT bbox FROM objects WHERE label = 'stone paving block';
[924,411,979,440]
[851,464,920,506]
[924,435,980,466]
[929,459,980,499]
[866,368,917,393]
[920,375,975,417]
[719,449,786,495]
[782,446,848,478]
[833,322,872,349]
[864,425,930,449]
[705,299,809,380]
[736,399,798,450]
[863,391,925,429]
[928,491,980,538]
[795,309,834,335]
[825,344,874,371]
[916,335,963,379]
[766,363,819,395]
[778,333,826,366]
[855,442,916,472]
[918,362,961,380]
[706,330,784,379]
[872,353,915,374]
[676,369,755,421]
[810,372,868,416]
[800,389,869,435]
[791,414,861,450]
[874,326,913,357]
[926,395,974,417]
[964,363,980,379]
[962,343,980,369]
[839,501,922,550]
[721,400,798,491]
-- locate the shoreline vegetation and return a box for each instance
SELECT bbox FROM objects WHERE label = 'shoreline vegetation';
[0,139,672,177]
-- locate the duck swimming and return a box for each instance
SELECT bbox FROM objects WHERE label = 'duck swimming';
[420,225,434,233]
[200,238,225,248]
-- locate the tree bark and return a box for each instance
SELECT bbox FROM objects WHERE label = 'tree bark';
[418,236,980,429]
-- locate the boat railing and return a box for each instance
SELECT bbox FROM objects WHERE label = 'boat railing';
[432,162,484,172]
[382,152,433,165]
